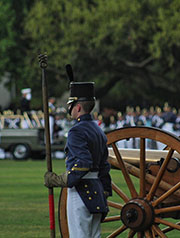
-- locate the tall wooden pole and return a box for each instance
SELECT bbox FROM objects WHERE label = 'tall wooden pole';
[39,54,56,238]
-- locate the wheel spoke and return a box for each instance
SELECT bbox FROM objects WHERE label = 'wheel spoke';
[145,229,152,238]
[107,200,123,210]
[161,222,180,233]
[111,181,129,203]
[152,181,180,207]
[137,232,144,238]
[139,138,146,197]
[152,224,167,238]
[128,229,136,238]
[146,148,174,201]
[107,224,127,238]
[103,215,121,222]
[155,217,180,230]
[112,143,138,198]
[155,205,180,215]
[151,226,156,238]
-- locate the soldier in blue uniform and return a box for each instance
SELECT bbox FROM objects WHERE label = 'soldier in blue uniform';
[44,81,112,238]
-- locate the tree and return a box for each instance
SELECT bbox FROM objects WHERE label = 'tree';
[0,1,16,80]
[0,0,34,109]
[1,0,180,110]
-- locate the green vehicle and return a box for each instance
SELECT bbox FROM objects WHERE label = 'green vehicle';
[0,128,66,160]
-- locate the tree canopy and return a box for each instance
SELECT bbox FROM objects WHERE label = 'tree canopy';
[0,0,34,107]
[0,0,180,111]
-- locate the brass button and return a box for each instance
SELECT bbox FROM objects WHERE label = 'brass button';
[89,197,92,200]
[74,164,77,166]
[71,168,74,171]
[84,184,88,188]
[68,171,71,174]
[96,206,100,210]
[78,118,80,121]
[94,191,97,194]
[86,191,90,194]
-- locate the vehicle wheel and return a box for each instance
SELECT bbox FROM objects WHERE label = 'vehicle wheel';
[11,144,31,160]
[58,126,180,237]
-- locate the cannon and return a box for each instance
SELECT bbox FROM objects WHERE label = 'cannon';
[58,126,180,237]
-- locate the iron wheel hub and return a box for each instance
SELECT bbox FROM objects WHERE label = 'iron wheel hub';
[121,198,154,231]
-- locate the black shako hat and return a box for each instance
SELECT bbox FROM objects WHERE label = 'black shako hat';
[67,82,96,105]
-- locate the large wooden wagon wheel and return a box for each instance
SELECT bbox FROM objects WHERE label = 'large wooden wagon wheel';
[58,126,180,237]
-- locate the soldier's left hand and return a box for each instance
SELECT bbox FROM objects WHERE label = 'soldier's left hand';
[44,171,68,188]
[44,171,56,188]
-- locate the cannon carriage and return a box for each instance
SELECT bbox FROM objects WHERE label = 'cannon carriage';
[58,126,180,237]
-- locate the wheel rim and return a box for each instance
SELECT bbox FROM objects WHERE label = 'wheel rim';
[13,144,28,159]
[58,126,180,237]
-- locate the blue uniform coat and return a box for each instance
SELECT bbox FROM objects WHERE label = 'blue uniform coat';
[65,114,112,215]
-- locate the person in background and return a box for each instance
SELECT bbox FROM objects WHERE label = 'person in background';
[54,107,67,138]
[48,97,56,143]
[161,102,177,134]
[151,107,165,149]
[44,81,112,238]
[97,114,105,130]
[20,88,31,113]
[48,97,56,114]
[124,106,135,148]
[116,112,125,129]
[116,112,125,148]
[173,109,180,136]
[109,115,117,130]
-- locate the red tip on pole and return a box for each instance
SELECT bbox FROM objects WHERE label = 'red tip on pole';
[49,194,55,230]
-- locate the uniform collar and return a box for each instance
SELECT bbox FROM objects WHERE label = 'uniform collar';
[76,114,92,122]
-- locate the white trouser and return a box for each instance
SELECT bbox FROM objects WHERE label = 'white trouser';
[67,186,102,238]
[162,123,174,134]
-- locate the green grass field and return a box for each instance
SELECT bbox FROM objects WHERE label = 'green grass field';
[0,159,179,238]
